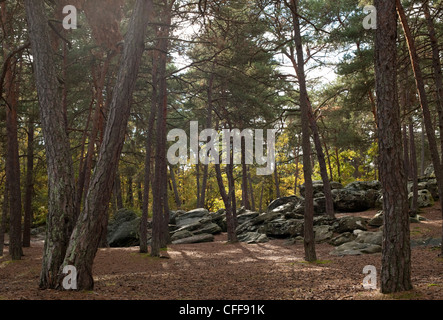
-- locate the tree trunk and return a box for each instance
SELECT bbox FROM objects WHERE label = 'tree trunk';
[288,0,316,262]
[126,176,134,208]
[23,114,35,248]
[409,119,419,216]
[25,0,77,288]
[140,55,158,253]
[403,124,410,179]
[273,162,281,199]
[397,0,443,257]
[376,0,412,293]
[60,0,152,290]
[169,165,181,208]
[114,172,124,210]
[200,68,215,208]
[152,1,173,256]
[308,109,335,217]
[241,142,251,209]
[2,1,22,261]
[423,1,443,156]
[0,184,8,257]
[247,168,255,211]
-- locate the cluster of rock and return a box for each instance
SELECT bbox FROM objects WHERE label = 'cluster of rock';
[106,174,439,255]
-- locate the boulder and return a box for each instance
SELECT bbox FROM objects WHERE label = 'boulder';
[354,230,382,246]
[211,209,226,232]
[264,218,303,238]
[193,222,222,235]
[328,232,356,246]
[237,210,260,226]
[368,211,384,227]
[335,216,368,233]
[172,233,214,244]
[344,180,381,191]
[409,189,434,208]
[237,232,269,244]
[314,225,333,243]
[107,215,141,247]
[423,164,435,178]
[170,229,194,242]
[330,241,381,256]
[300,180,343,198]
[332,189,375,212]
[267,196,300,212]
[175,208,210,228]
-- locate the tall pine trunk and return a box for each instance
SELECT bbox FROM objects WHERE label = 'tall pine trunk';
[397,0,443,257]
[140,52,158,253]
[23,114,35,248]
[376,0,412,293]
[289,0,316,262]
[24,0,77,287]
[151,1,173,256]
[61,0,152,290]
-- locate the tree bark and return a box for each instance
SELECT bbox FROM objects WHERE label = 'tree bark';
[152,0,173,256]
[200,68,215,208]
[273,162,281,199]
[288,0,316,262]
[61,0,152,290]
[140,53,158,253]
[397,0,443,257]
[169,165,181,208]
[2,1,22,261]
[24,0,77,287]
[23,114,35,248]
[423,1,443,156]
[0,184,8,257]
[376,0,412,293]
[409,119,419,216]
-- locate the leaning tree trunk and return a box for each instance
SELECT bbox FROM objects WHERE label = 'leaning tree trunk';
[61,0,153,290]
[24,0,77,287]
[289,0,317,262]
[397,0,443,257]
[376,0,412,293]
[423,1,443,156]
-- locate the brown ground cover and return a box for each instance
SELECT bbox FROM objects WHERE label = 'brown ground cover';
[0,204,442,300]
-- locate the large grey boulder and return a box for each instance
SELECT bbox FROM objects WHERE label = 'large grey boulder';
[354,230,382,246]
[328,232,356,246]
[175,208,210,228]
[300,181,344,198]
[170,229,194,242]
[267,196,300,212]
[344,180,381,191]
[172,233,214,244]
[264,218,303,238]
[330,241,381,256]
[314,225,334,243]
[237,232,269,244]
[409,189,434,208]
[107,209,141,247]
[335,216,368,233]
[332,189,374,212]
[193,222,222,235]
[368,211,384,227]
[330,229,383,255]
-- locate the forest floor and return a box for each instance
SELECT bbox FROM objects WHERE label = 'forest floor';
[0,204,442,300]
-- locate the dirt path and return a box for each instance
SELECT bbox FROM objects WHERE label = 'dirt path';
[0,205,442,300]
